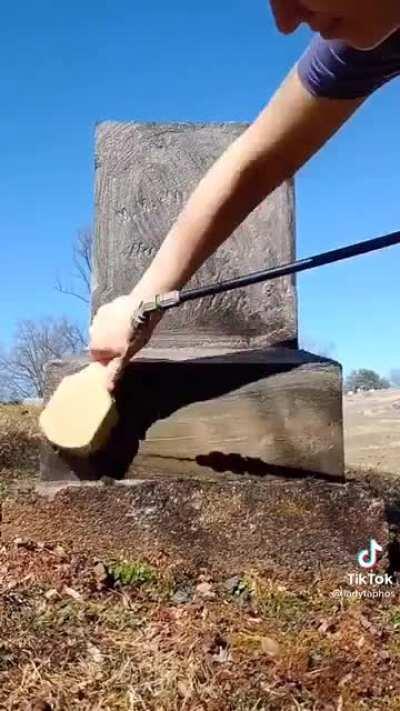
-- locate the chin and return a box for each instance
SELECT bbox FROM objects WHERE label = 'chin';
[340,27,399,51]
[319,18,398,50]
[346,38,386,50]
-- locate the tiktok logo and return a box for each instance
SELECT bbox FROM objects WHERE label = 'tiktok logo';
[357,539,383,569]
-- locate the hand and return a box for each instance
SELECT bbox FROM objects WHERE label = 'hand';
[89,292,162,391]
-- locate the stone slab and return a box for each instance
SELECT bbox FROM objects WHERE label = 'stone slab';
[41,347,344,482]
[93,121,297,349]
[1,479,388,573]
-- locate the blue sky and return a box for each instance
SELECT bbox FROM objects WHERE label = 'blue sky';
[1,0,399,376]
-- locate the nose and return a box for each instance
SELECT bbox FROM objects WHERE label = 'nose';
[270,0,306,34]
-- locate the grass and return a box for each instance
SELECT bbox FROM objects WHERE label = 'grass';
[0,403,40,482]
[2,403,400,708]
[0,541,400,709]
[0,480,9,499]
[106,560,156,587]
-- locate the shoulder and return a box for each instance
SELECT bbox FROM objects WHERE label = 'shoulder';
[297,31,400,99]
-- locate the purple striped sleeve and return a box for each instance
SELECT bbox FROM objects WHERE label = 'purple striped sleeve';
[297,32,400,100]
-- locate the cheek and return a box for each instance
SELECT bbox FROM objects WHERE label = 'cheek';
[342,18,394,49]
[299,0,343,8]
[299,0,347,15]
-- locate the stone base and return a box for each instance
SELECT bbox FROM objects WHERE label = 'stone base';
[1,479,388,573]
[41,347,344,482]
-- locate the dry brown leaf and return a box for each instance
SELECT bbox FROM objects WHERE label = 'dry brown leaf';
[260,636,281,658]
[318,618,336,634]
[196,582,215,599]
[87,642,103,664]
[54,545,68,560]
[357,635,366,649]
[93,561,108,584]
[339,672,353,688]
[44,588,59,601]
[63,585,83,601]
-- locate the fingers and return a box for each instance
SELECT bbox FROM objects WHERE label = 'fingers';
[104,356,125,393]
[102,327,152,393]
[89,320,127,362]
[270,0,304,33]
[88,296,162,386]
[89,348,118,364]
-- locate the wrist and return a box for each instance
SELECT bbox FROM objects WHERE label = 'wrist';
[133,266,182,302]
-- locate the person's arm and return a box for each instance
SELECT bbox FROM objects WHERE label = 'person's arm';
[89,68,365,372]
[137,68,364,296]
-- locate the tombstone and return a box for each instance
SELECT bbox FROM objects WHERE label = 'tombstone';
[92,122,297,349]
[41,122,344,482]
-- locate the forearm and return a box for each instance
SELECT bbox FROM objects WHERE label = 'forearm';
[136,70,364,297]
[137,138,285,295]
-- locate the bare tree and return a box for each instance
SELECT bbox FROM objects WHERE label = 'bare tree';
[56,227,92,304]
[0,317,86,400]
[0,344,15,402]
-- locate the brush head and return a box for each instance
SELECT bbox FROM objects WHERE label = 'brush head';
[39,362,119,457]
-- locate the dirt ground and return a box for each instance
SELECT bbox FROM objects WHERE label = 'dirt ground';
[1,399,400,709]
[344,388,400,477]
[1,540,400,710]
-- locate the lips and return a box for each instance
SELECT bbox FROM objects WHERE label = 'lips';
[306,14,342,39]
[319,18,342,39]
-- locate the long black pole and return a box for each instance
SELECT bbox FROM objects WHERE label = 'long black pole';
[177,230,400,305]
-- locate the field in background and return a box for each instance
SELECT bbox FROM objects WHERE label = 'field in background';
[344,388,400,477]
[0,404,40,485]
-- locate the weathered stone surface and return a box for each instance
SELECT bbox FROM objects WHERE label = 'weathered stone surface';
[1,479,388,573]
[93,122,296,348]
[41,347,344,482]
